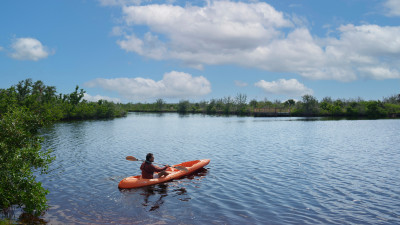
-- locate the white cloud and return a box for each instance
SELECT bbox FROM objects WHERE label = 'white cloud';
[117,32,167,60]
[99,0,142,6]
[234,80,248,87]
[10,37,52,61]
[384,0,400,17]
[83,93,121,103]
[255,79,313,97]
[111,26,125,36]
[117,1,292,64]
[85,71,211,100]
[0,46,4,51]
[112,1,400,82]
[358,66,400,80]
[323,24,400,80]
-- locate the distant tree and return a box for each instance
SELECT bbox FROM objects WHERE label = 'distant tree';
[223,96,233,114]
[301,94,318,115]
[16,79,32,102]
[43,85,57,103]
[235,93,248,115]
[177,100,190,114]
[284,99,295,113]
[366,101,387,118]
[346,102,359,117]
[321,96,333,104]
[68,85,85,105]
[155,98,165,111]
[383,94,400,104]
[206,99,217,114]
[249,99,258,108]
[215,98,224,112]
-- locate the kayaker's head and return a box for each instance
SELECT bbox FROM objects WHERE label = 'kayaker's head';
[146,153,154,163]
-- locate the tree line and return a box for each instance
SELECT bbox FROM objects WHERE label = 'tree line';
[0,79,126,121]
[123,93,400,118]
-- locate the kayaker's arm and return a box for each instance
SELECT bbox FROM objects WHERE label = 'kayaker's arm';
[154,165,169,171]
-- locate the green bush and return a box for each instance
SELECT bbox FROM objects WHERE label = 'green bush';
[0,79,127,218]
[177,100,190,114]
[0,107,54,216]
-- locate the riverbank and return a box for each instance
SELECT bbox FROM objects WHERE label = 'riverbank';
[121,94,400,119]
[124,109,400,119]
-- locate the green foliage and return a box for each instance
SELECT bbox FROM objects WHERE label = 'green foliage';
[0,218,14,225]
[300,95,319,115]
[95,87,400,118]
[222,96,234,114]
[0,79,127,218]
[121,93,400,118]
[206,99,217,114]
[235,93,248,115]
[249,99,258,108]
[366,101,387,118]
[177,100,190,114]
[0,107,54,216]
[67,86,85,106]
[284,99,295,107]
[0,79,126,121]
[155,98,165,112]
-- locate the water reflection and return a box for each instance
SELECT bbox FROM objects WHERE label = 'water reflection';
[141,184,168,211]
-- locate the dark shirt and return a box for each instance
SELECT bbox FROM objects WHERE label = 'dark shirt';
[140,162,167,179]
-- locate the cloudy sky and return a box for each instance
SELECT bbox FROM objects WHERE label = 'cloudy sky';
[1,0,399,103]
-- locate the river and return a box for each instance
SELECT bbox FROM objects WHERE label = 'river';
[35,112,400,224]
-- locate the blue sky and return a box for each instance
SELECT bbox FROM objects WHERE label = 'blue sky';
[1,0,399,103]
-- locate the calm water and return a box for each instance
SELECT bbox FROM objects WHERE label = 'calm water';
[34,113,400,224]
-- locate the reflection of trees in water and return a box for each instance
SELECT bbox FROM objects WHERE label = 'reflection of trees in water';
[140,168,208,212]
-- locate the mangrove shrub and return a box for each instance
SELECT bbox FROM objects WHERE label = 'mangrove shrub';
[0,107,54,216]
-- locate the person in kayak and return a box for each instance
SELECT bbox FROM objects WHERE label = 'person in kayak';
[140,153,169,179]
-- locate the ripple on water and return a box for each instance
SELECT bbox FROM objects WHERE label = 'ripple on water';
[33,115,400,225]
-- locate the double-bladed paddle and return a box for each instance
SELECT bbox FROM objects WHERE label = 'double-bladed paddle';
[126,156,189,172]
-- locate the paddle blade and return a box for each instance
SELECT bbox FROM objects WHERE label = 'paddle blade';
[173,166,189,172]
[126,156,139,161]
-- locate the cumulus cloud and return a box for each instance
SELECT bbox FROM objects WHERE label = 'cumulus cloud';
[255,79,313,97]
[323,24,400,80]
[384,0,400,17]
[10,37,52,61]
[110,1,400,82]
[85,71,211,100]
[117,1,292,64]
[83,93,121,103]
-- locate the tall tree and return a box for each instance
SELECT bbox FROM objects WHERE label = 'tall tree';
[301,94,318,115]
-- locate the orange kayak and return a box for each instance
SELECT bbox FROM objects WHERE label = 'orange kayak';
[118,159,210,189]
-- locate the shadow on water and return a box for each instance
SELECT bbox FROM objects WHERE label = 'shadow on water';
[119,168,209,212]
